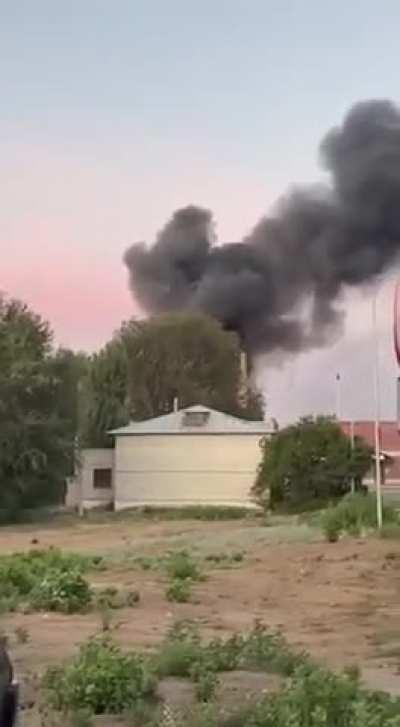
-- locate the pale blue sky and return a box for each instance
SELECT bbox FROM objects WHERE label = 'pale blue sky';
[2,1,400,420]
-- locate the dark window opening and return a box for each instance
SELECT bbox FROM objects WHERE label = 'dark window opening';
[182,411,210,427]
[93,468,112,489]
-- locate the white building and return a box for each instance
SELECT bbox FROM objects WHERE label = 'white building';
[66,405,275,511]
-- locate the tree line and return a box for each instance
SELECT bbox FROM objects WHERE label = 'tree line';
[0,295,264,515]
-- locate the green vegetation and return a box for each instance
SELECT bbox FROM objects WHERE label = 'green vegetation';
[0,296,85,518]
[44,635,156,714]
[322,493,399,541]
[254,416,372,510]
[166,550,202,580]
[0,548,102,613]
[30,569,92,613]
[43,621,400,725]
[166,578,193,603]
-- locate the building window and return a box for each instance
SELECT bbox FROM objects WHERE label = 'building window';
[183,411,210,427]
[93,468,112,489]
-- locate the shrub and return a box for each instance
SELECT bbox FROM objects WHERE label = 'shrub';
[244,663,400,727]
[155,621,202,677]
[44,635,155,714]
[166,551,201,581]
[166,579,192,603]
[253,416,372,511]
[30,569,92,613]
[322,493,398,541]
[0,548,102,612]
[191,664,220,702]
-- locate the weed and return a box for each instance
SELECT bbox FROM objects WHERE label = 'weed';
[322,493,398,541]
[156,621,202,677]
[0,548,103,613]
[44,635,156,714]
[166,551,201,581]
[30,569,92,613]
[166,579,192,603]
[191,663,220,702]
[15,625,29,644]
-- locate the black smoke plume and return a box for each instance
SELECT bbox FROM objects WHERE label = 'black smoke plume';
[124,100,400,355]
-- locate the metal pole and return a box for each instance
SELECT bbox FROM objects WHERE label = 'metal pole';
[372,294,383,529]
[350,420,355,494]
[335,373,341,420]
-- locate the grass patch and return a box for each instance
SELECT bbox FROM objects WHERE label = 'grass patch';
[322,493,399,541]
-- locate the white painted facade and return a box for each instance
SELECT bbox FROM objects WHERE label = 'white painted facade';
[66,406,274,512]
[113,432,264,509]
[66,448,114,511]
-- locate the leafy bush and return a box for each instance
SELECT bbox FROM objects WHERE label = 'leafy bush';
[30,569,92,613]
[44,635,155,714]
[254,416,372,510]
[243,663,400,727]
[191,663,220,702]
[0,548,102,612]
[322,493,398,541]
[166,578,192,603]
[166,550,201,581]
[155,621,202,677]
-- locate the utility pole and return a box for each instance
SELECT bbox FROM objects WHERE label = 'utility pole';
[350,419,355,494]
[372,294,383,529]
[335,372,341,420]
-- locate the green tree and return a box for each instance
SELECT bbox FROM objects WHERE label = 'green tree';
[253,416,372,510]
[0,296,76,515]
[119,313,264,421]
[82,340,129,447]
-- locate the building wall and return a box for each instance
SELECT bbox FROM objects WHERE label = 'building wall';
[113,434,264,510]
[65,448,114,510]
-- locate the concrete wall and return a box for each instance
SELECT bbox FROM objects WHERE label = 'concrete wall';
[65,449,114,510]
[113,434,263,510]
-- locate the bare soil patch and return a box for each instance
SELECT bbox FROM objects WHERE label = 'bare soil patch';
[1,517,399,722]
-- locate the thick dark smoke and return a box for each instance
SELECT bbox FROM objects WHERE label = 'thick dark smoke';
[124,100,400,355]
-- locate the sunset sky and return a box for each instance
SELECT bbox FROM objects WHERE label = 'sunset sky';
[3,1,400,421]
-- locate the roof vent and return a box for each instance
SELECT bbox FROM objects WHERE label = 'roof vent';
[182,411,210,427]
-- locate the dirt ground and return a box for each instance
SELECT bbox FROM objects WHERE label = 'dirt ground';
[1,516,399,723]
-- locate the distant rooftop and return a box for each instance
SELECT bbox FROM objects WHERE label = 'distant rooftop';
[109,404,276,436]
[340,421,400,452]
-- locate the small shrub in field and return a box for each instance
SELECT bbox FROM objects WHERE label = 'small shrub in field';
[0,548,103,612]
[30,569,92,613]
[44,635,155,714]
[245,663,400,727]
[191,664,220,702]
[322,493,398,541]
[322,510,342,542]
[166,578,192,603]
[166,551,201,581]
[15,626,29,644]
[155,621,202,677]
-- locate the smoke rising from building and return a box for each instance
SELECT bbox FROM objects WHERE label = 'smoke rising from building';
[124,100,400,355]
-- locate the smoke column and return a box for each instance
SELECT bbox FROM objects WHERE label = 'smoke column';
[124,100,400,355]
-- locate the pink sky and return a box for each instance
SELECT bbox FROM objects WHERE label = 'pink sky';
[2,138,279,351]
